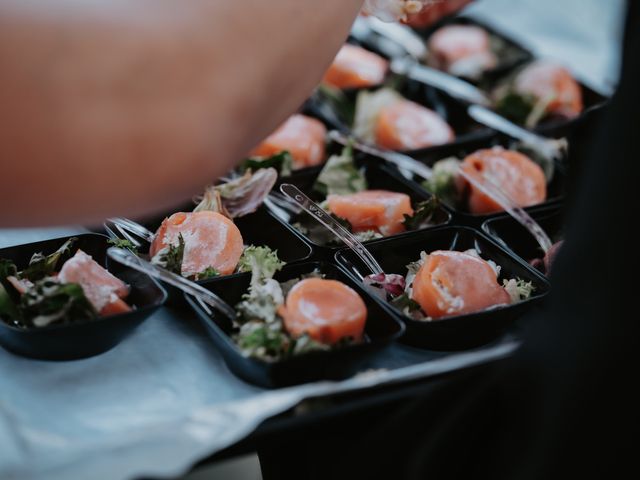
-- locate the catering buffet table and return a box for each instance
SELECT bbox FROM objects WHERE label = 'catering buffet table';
[0,1,623,479]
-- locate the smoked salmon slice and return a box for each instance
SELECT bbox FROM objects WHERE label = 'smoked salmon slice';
[428,25,497,77]
[323,44,389,90]
[374,99,455,151]
[327,190,414,236]
[460,147,547,214]
[279,278,367,345]
[513,61,583,118]
[150,211,244,277]
[58,250,132,316]
[250,114,327,169]
[411,250,510,319]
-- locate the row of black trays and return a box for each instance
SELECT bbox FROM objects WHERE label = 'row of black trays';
[305,15,608,160]
[0,145,563,387]
[188,225,549,388]
[0,15,580,388]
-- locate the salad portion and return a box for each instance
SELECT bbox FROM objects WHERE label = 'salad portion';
[427,24,497,80]
[115,169,285,282]
[424,146,548,215]
[291,145,446,245]
[227,250,368,361]
[421,20,533,83]
[315,42,459,153]
[368,248,534,321]
[494,60,584,128]
[1,239,132,329]
[353,88,455,151]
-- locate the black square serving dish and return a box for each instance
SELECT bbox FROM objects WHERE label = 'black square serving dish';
[411,16,534,85]
[396,137,567,227]
[359,14,608,141]
[336,226,550,351]
[270,150,452,251]
[117,206,314,303]
[0,233,167,360]
[138,205,313,266]
[306,55,494,159]
[184,261,405,388]
[482,205,564,273]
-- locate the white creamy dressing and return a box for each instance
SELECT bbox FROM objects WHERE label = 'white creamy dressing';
[430,264,465,314]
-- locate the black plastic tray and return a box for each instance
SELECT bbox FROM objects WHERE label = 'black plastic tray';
[139,205,312,265]
[126,206,313,303]
[482,204,564,272]
[305,63,494,159]
[185,261,405,388]
[414,16,534,85]
[0,233,167,360]
[272,150,452,250]
[335,226,550,351]
[390,137,567,227]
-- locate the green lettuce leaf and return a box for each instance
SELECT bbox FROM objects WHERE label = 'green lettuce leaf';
[20,238,77,282]
[314,146,367,197]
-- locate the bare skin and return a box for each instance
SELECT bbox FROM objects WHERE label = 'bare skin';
[0,1,466,227]
[0,0,363,226]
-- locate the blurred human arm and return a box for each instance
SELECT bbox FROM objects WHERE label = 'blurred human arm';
[0,0,363,226]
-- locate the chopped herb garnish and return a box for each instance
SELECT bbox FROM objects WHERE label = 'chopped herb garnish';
[152,233,185,275]
[17,278,97,328]
[19,238,77,282]
[402,197,442,231]
[107,238,139,255]
[314,84,356,127]
[494,91,538,126]
[236,321,292,359]
[195,267,220,281]
[0,283,20,322]
[390,293,422,313]
[0,258,17,281]
[422,157,461,207]
[242,151,293,176]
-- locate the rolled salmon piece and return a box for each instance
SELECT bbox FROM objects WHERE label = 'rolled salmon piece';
[280,278,367,345]
[428,25,497,78]
[513,60,584,118]
[327,190,414,236]
[411,250,510,319]
[150,211,244,277]
[459,147,547,215]
[323,44,389,90]
[250,114,327,169]
[374,99,455,151]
